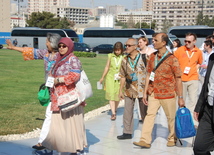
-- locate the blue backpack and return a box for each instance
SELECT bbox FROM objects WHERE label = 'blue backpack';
[175,107,196,139]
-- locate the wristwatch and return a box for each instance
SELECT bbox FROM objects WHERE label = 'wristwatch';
[178,96,183,98]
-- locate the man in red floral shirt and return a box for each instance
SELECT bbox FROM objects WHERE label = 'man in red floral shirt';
[133,33,185,148]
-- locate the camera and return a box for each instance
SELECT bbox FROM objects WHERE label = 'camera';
[126,78,132,84]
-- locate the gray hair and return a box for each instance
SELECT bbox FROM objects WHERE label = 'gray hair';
[46,33,61,52]
[128,38,138,45]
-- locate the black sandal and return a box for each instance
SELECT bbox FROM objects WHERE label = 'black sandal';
[32,143,46,150]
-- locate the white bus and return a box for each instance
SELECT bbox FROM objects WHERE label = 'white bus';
[168,25,214,48]
[83,28,155,48]
[11,28,79,49]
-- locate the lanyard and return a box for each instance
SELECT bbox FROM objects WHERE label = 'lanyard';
[47,60,56,71]
[128,53,140,71]
[114,55,122,69]
[155,51,169,67]
[186,50,194,59]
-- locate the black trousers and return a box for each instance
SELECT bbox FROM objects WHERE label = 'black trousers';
[193,103,214,155]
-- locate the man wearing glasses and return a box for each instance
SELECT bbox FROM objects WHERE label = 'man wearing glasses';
[117,38,147,140]
[174,32,203,125]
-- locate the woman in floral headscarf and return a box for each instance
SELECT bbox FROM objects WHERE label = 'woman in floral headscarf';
[42,38,87,154]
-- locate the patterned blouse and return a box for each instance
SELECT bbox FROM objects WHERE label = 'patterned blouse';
[119,53,147,98]
[147,53,182,99]
[50,55,82,112]
[22,47,57,80]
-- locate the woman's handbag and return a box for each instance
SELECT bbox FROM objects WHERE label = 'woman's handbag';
[76,70,93,102]
[57,88,81,112]
[38,84,50,106]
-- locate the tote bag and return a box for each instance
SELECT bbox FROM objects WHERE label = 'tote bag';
[76,70,93,102]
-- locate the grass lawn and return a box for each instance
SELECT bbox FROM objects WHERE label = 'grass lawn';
[0,49,108,135]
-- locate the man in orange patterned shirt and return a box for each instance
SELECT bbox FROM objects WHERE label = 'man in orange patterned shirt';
[133,33,185,148]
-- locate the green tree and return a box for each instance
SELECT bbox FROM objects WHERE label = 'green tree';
[126,13,135,28]
[195,13,214,27]
[196,12,204,25]
[151,20,156,30]
[162,18,173,33]
[115,21,128,28]
[26,11,72,29]
[135,22,150,29]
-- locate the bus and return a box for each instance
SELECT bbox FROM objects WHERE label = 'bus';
[168,25,214,48]
[83,28,155,48]
[11,28,78,49]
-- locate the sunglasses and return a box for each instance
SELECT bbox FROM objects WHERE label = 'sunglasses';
[184,40,192,44]
[58,45,67,48]
[124,44,135,48]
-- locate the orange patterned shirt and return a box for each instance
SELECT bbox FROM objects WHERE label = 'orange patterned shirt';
[147,52,182,99]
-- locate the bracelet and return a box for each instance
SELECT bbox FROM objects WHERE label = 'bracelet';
[178,96,183,98]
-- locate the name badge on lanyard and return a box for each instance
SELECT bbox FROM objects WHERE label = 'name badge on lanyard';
[184,66,191,74]
[45,76,55,88]
[149,72,155,81]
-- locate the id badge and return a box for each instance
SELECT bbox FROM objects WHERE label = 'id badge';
[114,73,120,80]
[45,76,55,88]
[149,72,155,81]
[184,67,190,74]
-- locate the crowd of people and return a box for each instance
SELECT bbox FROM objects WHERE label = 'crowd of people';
[6,31,214,155]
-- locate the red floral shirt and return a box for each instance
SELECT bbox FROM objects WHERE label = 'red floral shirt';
[147,53,182,99]
[50,55,81,111]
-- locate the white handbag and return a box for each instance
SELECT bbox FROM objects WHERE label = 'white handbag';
[76,70,93,102]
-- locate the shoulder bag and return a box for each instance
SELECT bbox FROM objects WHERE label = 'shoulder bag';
[56,88,81,113]
[76,70,93,102]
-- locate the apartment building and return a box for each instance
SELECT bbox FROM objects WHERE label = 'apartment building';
[11,16,26,28]
[0,0,10,32]
[28,0,69,15]
[142,0,153,11]
[106,5,125,15]
[117,11,153,26]
[151,0,214,32]
[57,7,89,24]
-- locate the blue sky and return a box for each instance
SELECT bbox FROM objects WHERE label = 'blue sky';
[11,0,143,10]
[70,0,142,10]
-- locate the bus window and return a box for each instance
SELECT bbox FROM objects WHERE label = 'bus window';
[83,28,155,47]
[33,38,38,48]
[11,28,79,49]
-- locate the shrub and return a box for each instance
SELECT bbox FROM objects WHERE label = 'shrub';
[73,51,97,57]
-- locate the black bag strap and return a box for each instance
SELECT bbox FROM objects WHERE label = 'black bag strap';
[141,54,147,67]
[152,53,172,72]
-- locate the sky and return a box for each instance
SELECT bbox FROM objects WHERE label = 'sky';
[11,0,143,10]
[70,0,142,10]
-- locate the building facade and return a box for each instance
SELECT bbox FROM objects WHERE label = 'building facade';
[28,0,69,15]
[106,5,125,15]
[152,0,214,32]
[100,15,114,27]
[11,16,26,28]
[0,0,10,32]
[57,7,89,24]
[142,0,153,11]
[117,11,153,26]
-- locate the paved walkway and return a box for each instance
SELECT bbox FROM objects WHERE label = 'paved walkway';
[0,104,213,155]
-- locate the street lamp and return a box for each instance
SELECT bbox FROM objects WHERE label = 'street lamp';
[14,0,24,27]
